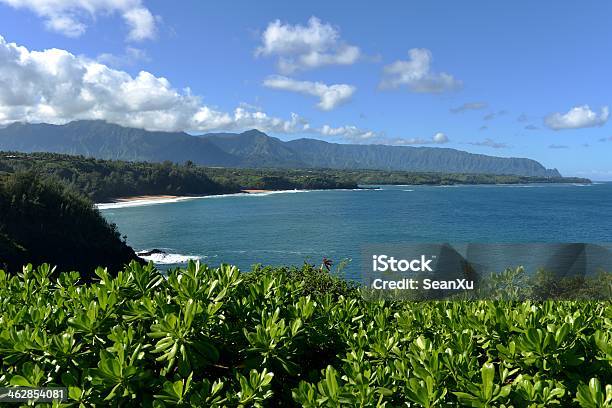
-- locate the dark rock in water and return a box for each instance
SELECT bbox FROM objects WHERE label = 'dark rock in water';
[137,249,166,257]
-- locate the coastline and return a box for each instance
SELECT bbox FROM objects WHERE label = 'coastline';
[95,181,597,210]
[115,194,182,202]
[95,194,208,209]
[241,189,273,194]
[113,190,276,202]
[96,189,283,209]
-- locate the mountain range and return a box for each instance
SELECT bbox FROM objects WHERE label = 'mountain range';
[0,120,561,177]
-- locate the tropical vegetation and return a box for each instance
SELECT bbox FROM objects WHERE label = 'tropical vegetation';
[0,261,609,407]
[0,152,356,202]
[0,172,138,275]
[0,152,589,203]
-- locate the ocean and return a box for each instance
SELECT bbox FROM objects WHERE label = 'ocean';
[99,183,612,278]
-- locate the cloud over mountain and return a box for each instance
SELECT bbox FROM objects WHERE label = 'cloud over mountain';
[318,124,377,142]
[0,35,314,133]
[544,105,609,130]
[0,35,390,143]
[389,132,449,145]
[263,75,355,111]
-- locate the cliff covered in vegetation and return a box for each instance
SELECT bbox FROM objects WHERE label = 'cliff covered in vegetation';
[0,172,138,276]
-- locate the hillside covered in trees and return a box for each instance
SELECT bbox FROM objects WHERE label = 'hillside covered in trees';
[0,172,139,276]
[0,152,359,202]
[0,152,589,202]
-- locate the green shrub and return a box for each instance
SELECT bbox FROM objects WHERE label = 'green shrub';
[0,261,610,406]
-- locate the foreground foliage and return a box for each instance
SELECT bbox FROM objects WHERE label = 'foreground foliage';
[0,261,610,407]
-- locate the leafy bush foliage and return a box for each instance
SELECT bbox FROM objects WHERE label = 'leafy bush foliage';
[0,261,610,407]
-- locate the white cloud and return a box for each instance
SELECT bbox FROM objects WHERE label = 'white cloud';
[0,35,452,148]
[433,132,449,143]
[380,48,462,93]
[318,124,377,142]
[263,75,355,111]
[0,0,157,41]
[315,125,450,146]
[0,35,311,134]
[544,105,609,130]
[255,17,360,74]
[390,132,449,145]
[122,5,156,41]
[316,126,450,146]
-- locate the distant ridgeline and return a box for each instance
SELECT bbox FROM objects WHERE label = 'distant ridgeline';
[0,120,564,177]
[0,152,589,202]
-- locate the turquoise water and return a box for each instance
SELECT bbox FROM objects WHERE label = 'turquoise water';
[100,183,612,276]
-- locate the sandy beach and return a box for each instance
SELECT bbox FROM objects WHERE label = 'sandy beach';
[118,191,272,201]
[241,189,273,194]
[96,189,303,210]
[114,195,181,202]
[96,195,203,209]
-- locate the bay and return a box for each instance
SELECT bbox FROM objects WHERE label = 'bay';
[100,183,612,278]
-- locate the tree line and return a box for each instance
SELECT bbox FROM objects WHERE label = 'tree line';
[0,152,589,203]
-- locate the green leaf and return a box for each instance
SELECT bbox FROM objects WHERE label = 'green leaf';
[481,362,495,401]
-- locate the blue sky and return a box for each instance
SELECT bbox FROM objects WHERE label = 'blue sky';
[0,1,611,179]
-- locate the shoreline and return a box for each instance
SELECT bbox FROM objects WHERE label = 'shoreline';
[112,190,276,202]
[95,189,285,209]
[114,194,183,202]
[96,181,596,210]
[96,194,210,209]
[241,189,273,194]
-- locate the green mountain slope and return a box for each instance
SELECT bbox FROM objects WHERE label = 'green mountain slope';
[285,138,561,177]
[0,121,240,166]
[201,129,306,167]
[0,120,561,177]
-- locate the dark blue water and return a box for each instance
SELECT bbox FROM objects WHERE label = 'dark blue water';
[100,183,612,276]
